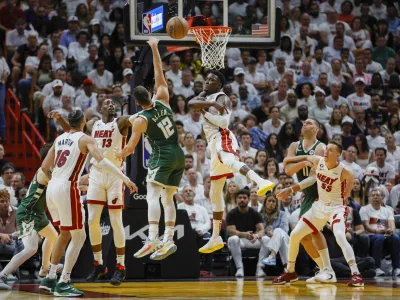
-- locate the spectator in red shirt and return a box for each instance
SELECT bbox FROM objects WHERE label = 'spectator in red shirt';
[0,0,25,31]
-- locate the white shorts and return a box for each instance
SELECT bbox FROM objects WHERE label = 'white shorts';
[86,166,124,209]
[301,201,348,233]
[208,129,240,181]
[47,178,84,231]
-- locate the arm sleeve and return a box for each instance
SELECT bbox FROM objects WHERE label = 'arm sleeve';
[203,111,230,129]
[298,173,317,190]
[97,158,130,184]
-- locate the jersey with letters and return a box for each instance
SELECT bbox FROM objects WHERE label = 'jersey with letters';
[202,92,231,141]
[316,157,346,206]
[52,131,87,182]
[91,118,126,167]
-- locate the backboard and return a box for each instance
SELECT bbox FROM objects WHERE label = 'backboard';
[123,0,282,49]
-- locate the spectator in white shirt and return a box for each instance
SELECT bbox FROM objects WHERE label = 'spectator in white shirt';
[41,69,75,97]
[369,0,387,20]
[48,31,68,60]
[309,87,333,125]
[262,106,285,136]
[88,57,114,94]
[245,57,266,93]
[327,58,348,85]
[342,146,363,180]
[379,58,399,86]
[230,93,248,123]
[231,67,258,96]
[94,0,114,34]
[0,165,17,207]
[296,13,319,39]
[51,47,67,71]
[233,50,251,72]
[181,168,205,205]
[267,57,289,89]
[121,68,133,96]
[294,26,318,59]
[195,139,211,178]
[75,78,98,111]
[280,90,299,123]
[228,0,249,21]
[347,78,371,111]
[42,80,63,116]
[183,108,203,138]
[366,124,386,151]
[5,18,28,53]
[174,69,194,99]
[385,133,400,173]
[364,48,383,74]
[77,44,97,75]
[238,132,257,161]
[165,55,182,87]
[328,22,356,51]
[310,2,327,26]
[367,148,396,186]
[326,81,349,109]
[68,31,89,61]
[311,47,332,76]
[325,108,344,139]
[389,184,400,210]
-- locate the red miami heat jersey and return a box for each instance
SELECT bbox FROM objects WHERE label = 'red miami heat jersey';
[316,158,346,205]
[52,131,87,182]
[91,118,126,167]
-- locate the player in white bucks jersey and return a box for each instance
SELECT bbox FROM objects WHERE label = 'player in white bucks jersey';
[52,99,135,286]
[188,71,274,260]
[39,110,137,297]
[277,141,364,287]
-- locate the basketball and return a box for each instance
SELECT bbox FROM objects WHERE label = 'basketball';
[166,17,189,39]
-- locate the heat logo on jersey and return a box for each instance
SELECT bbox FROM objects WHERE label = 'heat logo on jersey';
[317,173,338,192]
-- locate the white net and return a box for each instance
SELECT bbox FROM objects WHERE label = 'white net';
[189,26,232,70]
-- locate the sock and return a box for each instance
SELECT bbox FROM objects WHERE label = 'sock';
[59,272,71,283]
[47,263,58,279]
[314,256,324,270]
[163,226,174,243]
[287,261,296,273]
[148,224,159,241]
[94,251,103,265]
[246,170,262,185]
[318,248,332,270]
[350,263,359,275]
[117,255,125,266]
[0,271,6,278]
[212,219,222,239]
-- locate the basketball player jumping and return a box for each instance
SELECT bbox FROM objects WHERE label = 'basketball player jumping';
[187,71,274,254]
[39,110,137,297]
[276,141,364,287]
[272,119,335,284]
[0,144,59,290]
[52,100,135,285]
[115,37,185,260]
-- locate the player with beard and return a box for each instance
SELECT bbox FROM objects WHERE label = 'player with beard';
[53,99,135,286]
[187,71,274,254]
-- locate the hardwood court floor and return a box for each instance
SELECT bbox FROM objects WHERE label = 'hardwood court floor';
[3,277,400,299]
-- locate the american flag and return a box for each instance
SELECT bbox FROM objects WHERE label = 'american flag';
[251,24,269,36]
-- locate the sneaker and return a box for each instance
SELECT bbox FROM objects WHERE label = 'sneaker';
[54,281,84,297]
[392,268,400,277]
[375,268,385,277]
[86,262,108,282]
[39,277,57,294]
[272,272,298,285]
[257,180,275,196]
[262,255,276,266]
[134,238,162,258]
[199,236,224,254]
[110,264,126,286]
[348,273,364,287]
[235,268,244,277]
[314,267,337,283]
[0,276,11,290]
[150,240,177,260]
[256,268,266,277]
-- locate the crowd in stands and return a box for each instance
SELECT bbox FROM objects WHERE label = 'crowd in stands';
[0,0,400,278]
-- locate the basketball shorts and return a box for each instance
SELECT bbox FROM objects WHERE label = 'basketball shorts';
[16,206,49,238]
[46,178,84,231]
[301,201,348,234]
[86,166,124,209]
[209,129,240,181]
[299,195,317,217]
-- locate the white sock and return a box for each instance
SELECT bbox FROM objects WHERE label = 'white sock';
[117,255,125,266]
[314,256,324,270]
[350,263,359,275]
[47,263,58,279]
[163,226,174,243]
[246,170,262,185]
[148,224,159,241]
[212,219,222,239]
[0,271,5,278]
[318,248,332,270]
[94,251,103,265]
[59,272,71,283]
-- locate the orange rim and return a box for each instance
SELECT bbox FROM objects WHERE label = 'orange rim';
[190,26,232,44]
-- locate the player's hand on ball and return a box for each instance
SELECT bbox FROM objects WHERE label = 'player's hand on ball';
[276,188,291,201]
[147,37,159,47]
[126,180,138,194]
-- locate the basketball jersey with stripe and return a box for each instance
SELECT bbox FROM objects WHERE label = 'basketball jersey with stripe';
[203,92,231,141]
[91,118,126,168]
[18,170,46,213]
[52,131,87,182]
[316,158,346,206]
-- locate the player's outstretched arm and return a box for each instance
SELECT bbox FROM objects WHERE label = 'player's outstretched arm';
[115,117,147,158]
[276,171,317,201]
[147,37,169,105]
[83,135,138,194]
[41,143,56,178]
[341,166,354,199]
[48,111,70,132]
[283,154,320,169]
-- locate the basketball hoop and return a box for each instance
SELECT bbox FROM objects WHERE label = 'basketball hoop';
[190,26,232,70]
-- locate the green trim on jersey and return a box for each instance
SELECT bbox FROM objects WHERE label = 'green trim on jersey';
[296,140,323,216]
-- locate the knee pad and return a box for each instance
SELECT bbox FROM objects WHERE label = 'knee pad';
[228,235,240,247]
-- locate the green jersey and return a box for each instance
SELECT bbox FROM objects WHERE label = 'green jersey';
[138,100,184,188]
[296,140,323,216]
[16,170,49,237]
